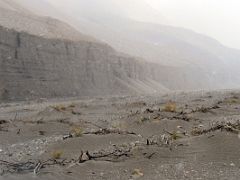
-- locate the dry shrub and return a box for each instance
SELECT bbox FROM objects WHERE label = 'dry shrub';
[51,150,63,159]
[51,104,67,112]
[170,131,182,140]
[51,103,76,112]
[138,116,150,124]
[68,103,76,108]
[71,126,83,137]
[225,97,239,104]
[164,101,177,112]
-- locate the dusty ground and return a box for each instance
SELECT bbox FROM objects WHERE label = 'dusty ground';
[1,90,240,179]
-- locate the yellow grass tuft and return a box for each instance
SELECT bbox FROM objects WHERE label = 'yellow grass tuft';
[225,98,239,104]
[71,126,83,137]
[138,116,150,124]
[51,104,67,112]
[171,131,182,140]
[164,101,177,112]
[68,103,76,108]
[51,150,63,159]
[51,103,76,112]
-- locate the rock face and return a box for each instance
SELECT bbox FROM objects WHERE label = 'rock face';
[0,1,236,102]
[0,25,160,101]
[0,25,221,102]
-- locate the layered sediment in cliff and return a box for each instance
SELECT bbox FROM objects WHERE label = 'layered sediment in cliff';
[0,26,163,101]
[0,25,220,102]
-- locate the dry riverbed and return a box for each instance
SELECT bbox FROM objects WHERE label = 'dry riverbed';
[1,90,240,179]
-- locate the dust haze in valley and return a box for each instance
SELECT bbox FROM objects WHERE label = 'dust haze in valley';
[45,0,240,49]
[1,0,240,92]
[2,1,240,180]
[1,0,240,94]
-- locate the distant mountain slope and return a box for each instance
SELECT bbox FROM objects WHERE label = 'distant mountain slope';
[0,0,31,12]
[2,0,237,68]
[0,0,239,103]
[0,24,170,101]
[0,1,97,43]
[0,2,169,101]
[2,23,227,102]
[40,0,240,87]
[46,0,168,25]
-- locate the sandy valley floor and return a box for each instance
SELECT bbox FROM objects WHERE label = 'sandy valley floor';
[1,90,240,179]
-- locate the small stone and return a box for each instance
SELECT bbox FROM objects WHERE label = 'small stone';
[230,163,235,167]
[132,169,144,179]
[81,152,90,161]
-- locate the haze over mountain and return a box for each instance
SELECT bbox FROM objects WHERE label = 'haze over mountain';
[1,2,240,179]
[22,0,240,83]
[0,0,240,101]
[0,0,171,101]
[146,0,240,49]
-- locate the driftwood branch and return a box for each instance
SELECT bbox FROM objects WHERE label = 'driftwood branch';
[191,121,240,136]
[83,128,137,136]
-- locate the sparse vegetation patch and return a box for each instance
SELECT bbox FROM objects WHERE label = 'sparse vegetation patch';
[51,150,63,159]
[164,101,177,112]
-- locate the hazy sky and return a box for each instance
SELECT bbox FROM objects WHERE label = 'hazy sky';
[145,0,240,49]
[46,0,240,49]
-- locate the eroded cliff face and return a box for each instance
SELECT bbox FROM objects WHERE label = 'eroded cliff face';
[0,0,239,102]
[0,26,160,101]
[0,26,220,102]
